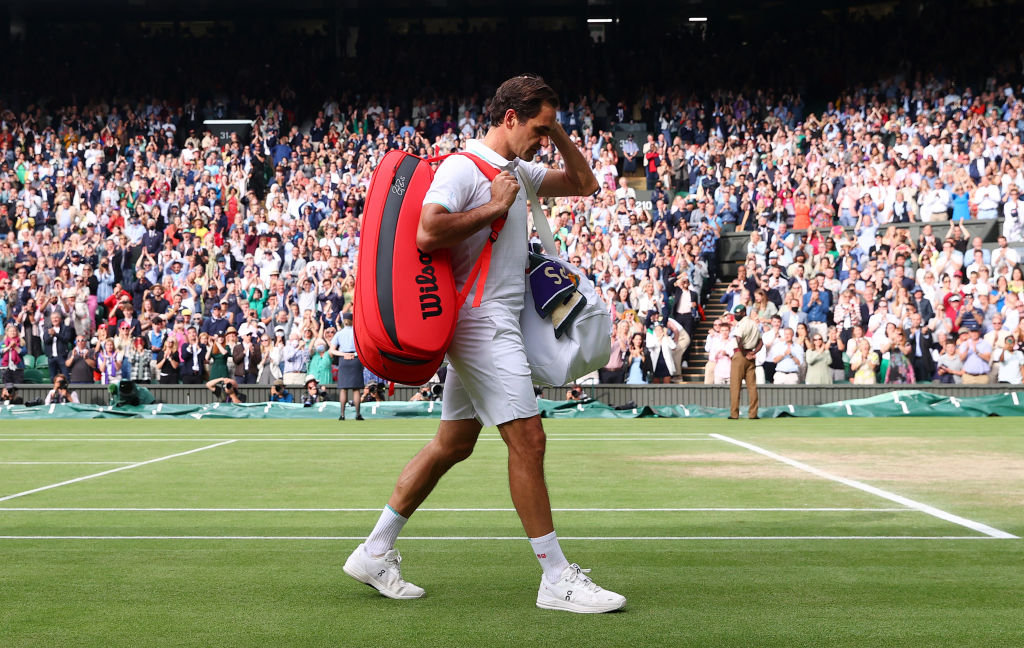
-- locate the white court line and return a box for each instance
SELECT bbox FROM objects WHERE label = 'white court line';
[712,434,1019,540]
[0,507,912,513]
[0,461,137,465]
[0,535,1002,541]
[0,441,236,503]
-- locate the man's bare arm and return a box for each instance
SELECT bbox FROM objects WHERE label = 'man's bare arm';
[538,123,599,198]
[416,172,519,252]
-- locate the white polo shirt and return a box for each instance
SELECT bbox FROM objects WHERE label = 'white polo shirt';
[423,139,548,317]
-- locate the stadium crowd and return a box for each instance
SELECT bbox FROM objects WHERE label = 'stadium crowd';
[1,24,1024,391]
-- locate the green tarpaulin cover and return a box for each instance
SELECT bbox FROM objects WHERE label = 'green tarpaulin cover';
[1,390,1022,420]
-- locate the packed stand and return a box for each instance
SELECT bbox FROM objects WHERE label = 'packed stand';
[1,22,1024,389]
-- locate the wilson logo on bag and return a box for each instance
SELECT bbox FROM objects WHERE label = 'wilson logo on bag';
[354,149,505,385]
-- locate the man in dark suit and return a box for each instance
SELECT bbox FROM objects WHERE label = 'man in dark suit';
[967,156,989,183]
[906,313,936,382]
[668,275,700,342]
[179,327,208,384]
[912,288,936,324]
[141,219,164,255]
[232,334,261,384]
[42,311,74,380]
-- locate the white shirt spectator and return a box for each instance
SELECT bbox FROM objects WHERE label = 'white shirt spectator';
[995,347,1023,384]
[1003,198,1024,242]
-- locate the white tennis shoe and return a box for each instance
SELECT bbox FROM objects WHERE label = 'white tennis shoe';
[343,543,425,599]
[536,563,626,613]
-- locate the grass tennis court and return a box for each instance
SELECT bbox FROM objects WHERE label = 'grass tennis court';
[2,418,1022,647]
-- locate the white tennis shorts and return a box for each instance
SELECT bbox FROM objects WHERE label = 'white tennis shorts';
[441,306,538,427]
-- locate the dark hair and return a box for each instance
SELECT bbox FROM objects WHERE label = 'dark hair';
[488,74,559,127]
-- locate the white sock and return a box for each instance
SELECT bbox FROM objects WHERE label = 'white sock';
[529,530,570,584]
[365,505,408,557]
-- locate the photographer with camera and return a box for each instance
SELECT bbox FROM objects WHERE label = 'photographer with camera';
[361,381,387,404]
[269,378,294,403]
[44,374,80,404]
[410,383,443,402]
[302,374,326,407]
[2,382,24,405]
[206,376,246,404]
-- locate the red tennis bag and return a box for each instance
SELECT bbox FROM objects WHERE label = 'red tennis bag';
[354,149,505,385]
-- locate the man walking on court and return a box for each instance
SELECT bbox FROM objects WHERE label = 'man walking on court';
[344,75,626,613]
[729,304,762,419]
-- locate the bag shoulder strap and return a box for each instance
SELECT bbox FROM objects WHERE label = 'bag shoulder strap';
[517,168,558,255]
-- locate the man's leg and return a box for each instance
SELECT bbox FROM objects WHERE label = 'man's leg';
[497,415,554,538]
[48,357,66,380]
[729,354,743,418]
[704,359,716,384]
[500,414,626,613]
[344,418,481,599]
[745,357,759,418]
[387,418,482,518]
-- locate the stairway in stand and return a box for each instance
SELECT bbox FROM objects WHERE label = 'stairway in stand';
[678,282,729,383]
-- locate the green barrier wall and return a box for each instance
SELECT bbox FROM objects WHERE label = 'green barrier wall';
[1,390,1022,420]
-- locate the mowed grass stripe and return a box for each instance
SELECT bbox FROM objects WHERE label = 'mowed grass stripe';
[0,441,236,503]
[713,433,1020,539]
[0,507,970,540]
[3,418,1022,648]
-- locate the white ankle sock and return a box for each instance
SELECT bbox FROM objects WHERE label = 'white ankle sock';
[529,530,570,584]
[365,505,408,557]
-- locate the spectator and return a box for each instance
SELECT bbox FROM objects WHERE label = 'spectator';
[125,337,153,384]
[180,327,208,384]
[958,322,993,384]
[624,332,652,385]
[96,338,123,385]
[827,327,847,383]
[849,337,880,385]
[307,335,333,386]
[65,334,97,384]
[233,333,262,384]
[936,339,965,384]
[885,330,916,384]
[598,319,629,384]
[711,321,735,385]
[2,322,25,384]
[993,337,1023,385]
[42,311,74,381]
[769,327,804,384]
[805,332,831,384]
[156,337,180,385]
[255,331,280,385]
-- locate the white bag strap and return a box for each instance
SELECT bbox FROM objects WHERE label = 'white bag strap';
[516,168,559,256]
